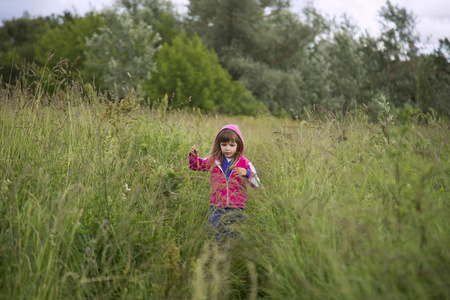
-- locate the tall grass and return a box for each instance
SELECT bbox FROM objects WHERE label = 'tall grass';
[0,67,449,299]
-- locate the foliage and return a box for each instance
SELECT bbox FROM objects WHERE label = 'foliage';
[0,0,449,117]
[113,0,181,45]
[186,0,327,112]
[301,16,372,112]
[357,1,450,117]
[145,31,265,115]
[84,9,161,96]
[425,38,450,116]
[103,88,144,135]
[0,56,84,108]
[378,0,418,61]
[0,13,59,83]
[33,12,103,72]
[375,2,424,108]
[376,95,394,143]
[0,76,449,299]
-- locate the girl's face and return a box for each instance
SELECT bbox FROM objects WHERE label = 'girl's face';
[220,141,237,158]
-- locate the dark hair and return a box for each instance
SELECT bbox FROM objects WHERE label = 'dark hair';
[208,129,243,169]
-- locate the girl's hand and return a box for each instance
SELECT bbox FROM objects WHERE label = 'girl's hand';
[234,167,248,177]
[189,145,199,157]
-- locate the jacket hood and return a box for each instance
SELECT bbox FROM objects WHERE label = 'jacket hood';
[214,124,245,156]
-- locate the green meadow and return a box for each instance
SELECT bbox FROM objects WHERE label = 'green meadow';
[0,82,449,299]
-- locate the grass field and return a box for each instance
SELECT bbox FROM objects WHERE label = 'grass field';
[0,81,449,299]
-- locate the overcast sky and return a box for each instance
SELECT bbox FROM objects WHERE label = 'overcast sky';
[1,0,449,52]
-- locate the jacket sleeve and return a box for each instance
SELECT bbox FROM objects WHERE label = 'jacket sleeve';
[187,154,210,172]
[246,161,260,188]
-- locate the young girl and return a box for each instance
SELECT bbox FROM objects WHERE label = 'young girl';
[188,124,260,240]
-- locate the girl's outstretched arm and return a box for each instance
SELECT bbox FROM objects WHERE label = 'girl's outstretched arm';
[187,145,209,171]
[189,145,199,157]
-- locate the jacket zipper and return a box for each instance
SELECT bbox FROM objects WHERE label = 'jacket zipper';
[217,157,242,207]
[217,164,230,207]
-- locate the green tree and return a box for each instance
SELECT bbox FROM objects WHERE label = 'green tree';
[112,0,181,44]
[377,1,419,106]
[84,9,161,95]
[33,12,103,71]
[186,0,326,112]
[0,13,59,82]
[369,1,449,116]
[145,31,265,115]
[262,14,374,114]
[378,1,418,61]
[317,17,371,110]
[421,39,450,116]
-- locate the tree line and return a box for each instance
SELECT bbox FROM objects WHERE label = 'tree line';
[0,0,449,117]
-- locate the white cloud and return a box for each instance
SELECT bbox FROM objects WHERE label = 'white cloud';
[401,0,450,19]
[418,16,450,43]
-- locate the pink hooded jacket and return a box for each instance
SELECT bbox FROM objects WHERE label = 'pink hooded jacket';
[187,124,260,208]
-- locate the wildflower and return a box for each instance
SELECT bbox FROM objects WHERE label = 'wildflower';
[124,183,131,191]
[161,132,164,135]
[62,174,66,178]
[2,179,11,193]
[164,241,180,283]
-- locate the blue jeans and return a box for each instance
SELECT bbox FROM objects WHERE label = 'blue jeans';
[207,205,244,241]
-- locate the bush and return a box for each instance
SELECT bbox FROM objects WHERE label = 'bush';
[144,31,266,115]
